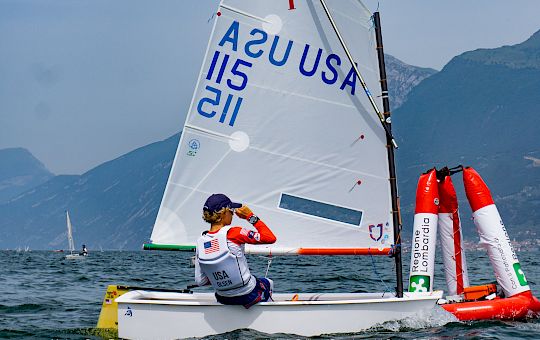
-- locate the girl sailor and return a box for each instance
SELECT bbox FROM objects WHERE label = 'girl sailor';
[195,193,277,308]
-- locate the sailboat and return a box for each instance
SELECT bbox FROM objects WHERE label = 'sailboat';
[65,211,86,259]
[99,1,442,338]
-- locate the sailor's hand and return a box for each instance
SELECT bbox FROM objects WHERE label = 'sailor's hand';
[235,205,253,219]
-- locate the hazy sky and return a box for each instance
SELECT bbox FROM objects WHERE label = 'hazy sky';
[1,0,539,174]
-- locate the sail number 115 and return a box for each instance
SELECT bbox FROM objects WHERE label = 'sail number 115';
[196,51,251,127]
[197,85,243,127]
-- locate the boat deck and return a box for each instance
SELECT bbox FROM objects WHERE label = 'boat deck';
[116,290,442,306]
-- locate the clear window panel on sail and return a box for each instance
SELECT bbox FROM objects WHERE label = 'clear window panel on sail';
[278,193,363,226]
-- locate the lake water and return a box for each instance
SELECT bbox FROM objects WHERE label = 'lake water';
[1,249,539,339]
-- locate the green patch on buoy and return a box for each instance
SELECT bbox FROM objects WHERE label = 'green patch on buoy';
[513,263,528,286]
[409,275,430,292]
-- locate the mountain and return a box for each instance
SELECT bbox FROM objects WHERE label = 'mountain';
[385,54,437,110]
[0,148,54,204]
[0,54,426,250]
[394,30,540,238]
[2,35,539,250]
[0,135,179,250]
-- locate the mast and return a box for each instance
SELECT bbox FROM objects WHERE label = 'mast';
[373,12,403,298]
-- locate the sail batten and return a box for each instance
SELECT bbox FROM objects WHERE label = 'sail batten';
[150,0,395,254]
[185,124,235,140]
[177,127,389,179]
[247,83,358,109]
[220,4,270,23]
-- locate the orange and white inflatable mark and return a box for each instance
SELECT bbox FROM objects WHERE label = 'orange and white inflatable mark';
[438,174,469,296]
[463,167,530,297]
[408,169,439,293]
[439,167,540,321]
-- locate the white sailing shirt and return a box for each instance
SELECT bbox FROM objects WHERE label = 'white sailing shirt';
[195,218,277,297]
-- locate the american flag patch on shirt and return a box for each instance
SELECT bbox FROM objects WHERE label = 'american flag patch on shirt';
[204,239,220,254]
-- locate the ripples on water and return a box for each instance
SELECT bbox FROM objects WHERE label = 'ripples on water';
[1,250,539,339]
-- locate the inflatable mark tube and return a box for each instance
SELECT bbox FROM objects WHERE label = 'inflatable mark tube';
[409,169,439,293]
[463,167,529,297]
[441,167,540,321]
[438,175,469,296]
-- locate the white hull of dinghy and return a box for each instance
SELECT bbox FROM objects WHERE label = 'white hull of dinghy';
[116,290,443,339]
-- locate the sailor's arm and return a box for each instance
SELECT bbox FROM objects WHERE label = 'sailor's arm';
[230,206,277,244]
[248,216,276,243]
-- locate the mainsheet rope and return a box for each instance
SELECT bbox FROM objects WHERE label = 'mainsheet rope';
[368,249,392,297]
[259,254,273,278]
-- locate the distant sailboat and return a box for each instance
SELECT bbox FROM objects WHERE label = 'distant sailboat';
[65,211,86,259]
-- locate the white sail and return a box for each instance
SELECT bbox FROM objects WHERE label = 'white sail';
[66,211,75,253]
[150,0,393,253]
